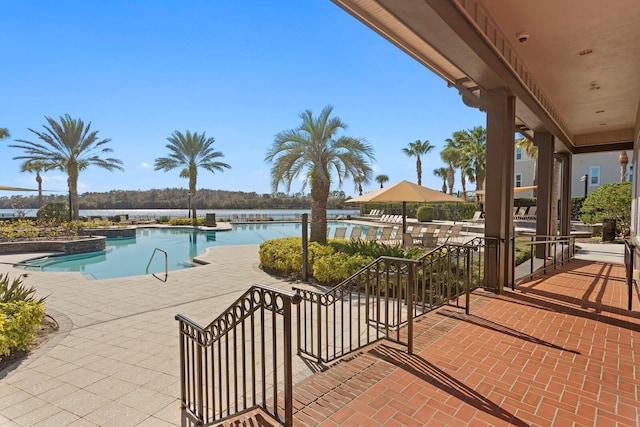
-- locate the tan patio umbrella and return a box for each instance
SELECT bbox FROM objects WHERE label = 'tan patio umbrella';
[0,185,39,192]
[346,180,463,233]
[474,185,537,196]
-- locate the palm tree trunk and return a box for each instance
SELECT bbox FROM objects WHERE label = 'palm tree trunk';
[416,157,422,186]
[310,180,329,244]
[446,165,454,194]
[190,170,197,226]
[461,174,467,201]
[68,174,79,220]
[36,172,43,208]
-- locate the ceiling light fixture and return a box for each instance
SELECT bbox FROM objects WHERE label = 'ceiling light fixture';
[578,49,594,56]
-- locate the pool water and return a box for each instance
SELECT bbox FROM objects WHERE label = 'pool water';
[21,222,362,280]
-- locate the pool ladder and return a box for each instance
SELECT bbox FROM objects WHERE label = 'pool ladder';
[147,248,168,282]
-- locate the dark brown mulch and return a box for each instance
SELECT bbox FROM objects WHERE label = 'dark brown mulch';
[0,315,58,373]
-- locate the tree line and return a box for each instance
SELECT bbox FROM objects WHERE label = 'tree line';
[0,188,351,211]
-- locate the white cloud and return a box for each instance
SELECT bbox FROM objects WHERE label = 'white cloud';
[138,162,151,169]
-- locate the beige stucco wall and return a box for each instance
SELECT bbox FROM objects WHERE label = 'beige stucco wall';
[514,149,630,198]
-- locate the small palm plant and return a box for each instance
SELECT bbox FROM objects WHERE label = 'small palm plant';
[0,273,47,304]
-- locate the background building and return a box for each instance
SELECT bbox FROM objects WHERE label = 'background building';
[514,149,630,198]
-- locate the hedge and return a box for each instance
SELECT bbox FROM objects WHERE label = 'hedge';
[0,301,45,357]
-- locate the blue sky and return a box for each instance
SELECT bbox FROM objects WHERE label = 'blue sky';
[1,0,485,198]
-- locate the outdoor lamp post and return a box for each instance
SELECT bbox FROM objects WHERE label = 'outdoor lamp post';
[580,174,588,198]
[188,191,192,218]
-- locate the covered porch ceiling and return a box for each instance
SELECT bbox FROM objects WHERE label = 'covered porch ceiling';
[332,0,640,154]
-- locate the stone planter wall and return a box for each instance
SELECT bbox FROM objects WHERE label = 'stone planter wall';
[79,227,136,239]
[0,236,106,255]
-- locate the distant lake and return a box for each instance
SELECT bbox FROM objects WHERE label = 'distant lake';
[0,208,360,219]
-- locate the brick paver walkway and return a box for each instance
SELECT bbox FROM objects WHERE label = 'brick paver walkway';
[226,259,638,426]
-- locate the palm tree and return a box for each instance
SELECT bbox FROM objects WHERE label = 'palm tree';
[440,145,458,194]
[154,131,230,226]
[433,167,448,193]
[20,160,46,208]
[375,174,389,188]
[443,131,474,200]
[516,136,538,196]
[619,151,629,182]
[461,126,486,201]
[353,175,365,196]
[402,139,434,185]
[266,105,374,244]
[10,114,123,220]
[0,128,9,140]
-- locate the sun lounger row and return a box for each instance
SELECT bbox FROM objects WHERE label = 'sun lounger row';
[514,206,537,220]
[403,223,465,248]
[378,215,404,224]
[328,223,465,247]
[328,225,401,244]
[363,209,384,217]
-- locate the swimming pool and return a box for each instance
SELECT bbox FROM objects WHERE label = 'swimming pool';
[21,222,361,280]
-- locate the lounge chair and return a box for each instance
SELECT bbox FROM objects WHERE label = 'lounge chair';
[514,207,527,219]
[447,224,463,243]
[348,226,363,240]
[409,225,423,238]
[402,232,417,249]
[424,224,438,235]
[468,211,484,223]
[436,224,452,243]
[524,206,537,220]
[333,227,347,239]
[378,226,394,243]
[364,226,378,241]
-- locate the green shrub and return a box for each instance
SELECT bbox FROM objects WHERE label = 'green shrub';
[157,216,170,223]
[0,301,45,357]
[329,239,418,259]
[0,273,47,304]
[416,206,434,222]
[581,182,631,236]
[36,203,69,224]
[261,237,423,284]
[313,253,374,284]
[168,217,205,226]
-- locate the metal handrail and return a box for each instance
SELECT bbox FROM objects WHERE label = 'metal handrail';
[294,256,419,363]
[146,247,168,282]
[176,284,301,427]
[294,239,490,364]
[513,234,576,285]
[624,240,635,311]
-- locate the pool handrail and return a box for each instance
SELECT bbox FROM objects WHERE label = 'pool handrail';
[146,247,168,282]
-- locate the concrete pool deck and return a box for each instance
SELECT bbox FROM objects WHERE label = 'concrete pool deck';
[0,244,299,426]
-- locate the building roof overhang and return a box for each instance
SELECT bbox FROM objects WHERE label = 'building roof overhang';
[332,0,640,154]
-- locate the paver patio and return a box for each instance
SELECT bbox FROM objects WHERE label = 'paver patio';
[1,244,637,426]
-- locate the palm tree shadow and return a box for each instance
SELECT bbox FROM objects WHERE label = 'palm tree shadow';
[369,344,529,427]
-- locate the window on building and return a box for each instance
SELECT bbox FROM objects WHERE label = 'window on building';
[515,147,522,161]
[590,166,600,185]
[515,173,522,187]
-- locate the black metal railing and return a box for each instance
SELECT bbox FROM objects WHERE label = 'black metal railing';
[513,235,576,285]
[176,238,496,424]
[294,256,420,364]
[624,240,635,311]
[176,285,301,427]
[294,238,492,364]
[416,238,489,315]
